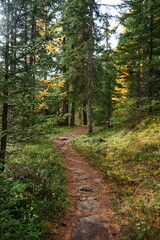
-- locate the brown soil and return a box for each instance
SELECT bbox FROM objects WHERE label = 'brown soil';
[48,127,122,240]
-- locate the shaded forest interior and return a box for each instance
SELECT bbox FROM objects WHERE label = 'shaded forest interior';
[0,0,159,239]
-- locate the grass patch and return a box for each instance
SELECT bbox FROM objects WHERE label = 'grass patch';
[1,127,68,240]
[72,116,160,240]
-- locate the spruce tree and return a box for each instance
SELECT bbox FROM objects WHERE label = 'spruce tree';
[0,0,61,169]
[62,0,101,132]
[115,0,160,121]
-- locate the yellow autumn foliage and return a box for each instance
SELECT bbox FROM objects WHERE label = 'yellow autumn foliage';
[38,103,48,110]
[50,75,62,81]
[39,89,49,98]
[37,75,63,84]
[54,27,62,32]
[45,44,57,53]
[59,91,67,97]
[48,84,58,89]
[59,89,73,97]
[37,75,66,106]
[54,37,64,44]
[36,19,46,36]
[48,81,65,89]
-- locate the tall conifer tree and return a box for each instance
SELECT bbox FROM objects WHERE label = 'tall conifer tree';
[115,0,160,120]
[62,0,101,132]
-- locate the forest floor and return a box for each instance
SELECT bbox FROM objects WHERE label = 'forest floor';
[49,127,122,240]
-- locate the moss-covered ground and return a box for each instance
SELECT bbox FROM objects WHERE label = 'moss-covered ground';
[72,116,160,240]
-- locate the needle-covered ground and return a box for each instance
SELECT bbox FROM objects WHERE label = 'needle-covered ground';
[72,117,160,240]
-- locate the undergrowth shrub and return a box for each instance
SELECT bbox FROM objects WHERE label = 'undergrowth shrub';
[1,129,68,240]
[126,199,160,240]
[0,169,41,240]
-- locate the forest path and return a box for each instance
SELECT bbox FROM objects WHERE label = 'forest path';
[51,127,122,240]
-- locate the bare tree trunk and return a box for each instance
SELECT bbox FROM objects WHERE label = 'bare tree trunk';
[70,102,75,126]
[62,97,69,126]
[0,2,10,170]
[83,102,87,125]
[0,102,8,170]
[87,2,94,133]
[148,14,154,99]
[106,90,111,128]
[61,35,69,126]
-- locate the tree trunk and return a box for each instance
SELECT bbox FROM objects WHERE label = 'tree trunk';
[0,102,8,170]
[148,13,154,99]
[62,97,69,126]
[83,102,87,125]
[70,103,75,126]
[87,2,94,133]
[106,93,111,127]
[0,4,10,170]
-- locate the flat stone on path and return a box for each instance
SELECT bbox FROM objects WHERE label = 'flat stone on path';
[73,169,85,174]
[72,215,109,240]
[95,178,103,183]
[77,201,92,212]
[77,201,101,212]
[74,176,88,180]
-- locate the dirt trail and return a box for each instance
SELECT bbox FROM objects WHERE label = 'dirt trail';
[51,127,122,240]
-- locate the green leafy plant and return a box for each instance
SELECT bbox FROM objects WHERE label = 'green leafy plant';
[0,169,42,240]
[1,128,68,240]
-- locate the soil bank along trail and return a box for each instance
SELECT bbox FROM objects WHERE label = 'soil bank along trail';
[52,127,122,240]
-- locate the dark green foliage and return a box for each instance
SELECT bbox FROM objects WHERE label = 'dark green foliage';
[0,129,68,240]
[93,51,117,126]
[61,0,104,130]
[0,169,42,240]
[114,0,160,123]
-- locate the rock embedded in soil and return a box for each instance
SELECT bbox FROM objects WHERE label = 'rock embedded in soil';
[74,169,85,174]
[77,201,92,212]
[72,215,109,240]
[87,196,97,200]
[95,178,103,183]
[80,186,93,192]
[77,201,102,212]
[58,137,69,140]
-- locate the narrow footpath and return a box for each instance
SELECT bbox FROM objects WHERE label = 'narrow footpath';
[52,127,122,240]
